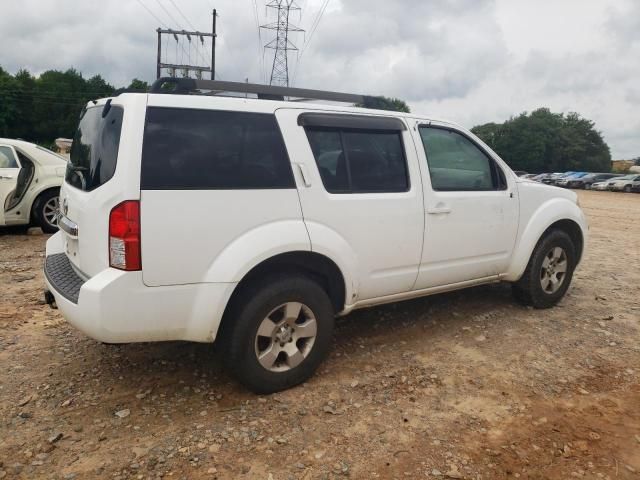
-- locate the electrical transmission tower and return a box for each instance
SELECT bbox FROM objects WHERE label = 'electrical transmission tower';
[261,1,304,87]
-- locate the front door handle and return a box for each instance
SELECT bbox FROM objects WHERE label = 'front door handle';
[0,175,15,180]
[427,205,452,215]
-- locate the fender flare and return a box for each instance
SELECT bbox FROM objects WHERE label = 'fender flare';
[505,198,587,282]
[202,219,312,283]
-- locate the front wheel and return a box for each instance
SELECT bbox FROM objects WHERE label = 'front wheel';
[32,190,60,233]
[624,185,632,193]
[512,229,576,309]
[221,274,335,394]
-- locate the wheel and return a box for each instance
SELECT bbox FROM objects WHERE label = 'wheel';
[512,229,576,309]
[624,185,632,193]
[584,183,591,190]
[221,274,335,394]
[32,190,60,233]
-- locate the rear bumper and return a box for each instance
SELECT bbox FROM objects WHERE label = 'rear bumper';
[44,232,236,343]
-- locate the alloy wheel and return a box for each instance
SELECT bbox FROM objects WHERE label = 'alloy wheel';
[540,246,568,294]
[254,302,318,373]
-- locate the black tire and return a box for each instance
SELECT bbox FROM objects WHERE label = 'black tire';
[32,189,60,233]
[584,183,591,190]
[221,274,335,394]
[512,229,576,309]
[624,185,632,193]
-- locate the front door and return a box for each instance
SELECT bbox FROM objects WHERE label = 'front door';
[275,109,424,302]
[413,124,519,289]
[0,145,21,225]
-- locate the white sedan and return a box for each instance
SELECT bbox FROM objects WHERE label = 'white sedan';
[0,138,66,233]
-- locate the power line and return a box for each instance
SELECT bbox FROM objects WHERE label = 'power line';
[134,0,168,28]
[292,0,329,86]
[154,0,182,27]
[166,0,197,30]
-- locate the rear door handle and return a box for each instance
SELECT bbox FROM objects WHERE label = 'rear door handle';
[297,164,312,187]
[427,205,452,215]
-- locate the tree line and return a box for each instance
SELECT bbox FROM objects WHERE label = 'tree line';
[471,108,612,173]
[0,66,148,147]
[0,66,616,172]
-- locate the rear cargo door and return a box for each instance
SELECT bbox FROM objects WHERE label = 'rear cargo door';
[58,95,146,278]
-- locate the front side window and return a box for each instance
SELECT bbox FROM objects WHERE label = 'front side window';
[0,146,18,168]
[419,127,505,191]
[141,108,294,190]
[305,128,409,193]
[67,105,124,191]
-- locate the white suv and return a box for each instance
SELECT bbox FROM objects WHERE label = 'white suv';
[44,79,588,393]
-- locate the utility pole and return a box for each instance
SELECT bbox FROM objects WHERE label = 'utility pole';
[261,1,304,87]
[211,9,217,80]
[156,9,217,80]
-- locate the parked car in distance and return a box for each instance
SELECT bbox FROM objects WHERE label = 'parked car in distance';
[522,174,538,180]
[541,172,574,185]
[608,174,640,192]
[562,173,623,189]
[592,177,621,191]
[0,138,65,232]
[43,78,588,393]
[556,172,589,188]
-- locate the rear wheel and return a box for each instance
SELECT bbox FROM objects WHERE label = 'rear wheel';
[624,185,632,193]
[512,229,576,309]
[221,274,334,394]
[32,190,60,233]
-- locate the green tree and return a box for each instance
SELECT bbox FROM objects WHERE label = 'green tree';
[127,78,150,91]
[472,108,611,173]
[358,96,410,113]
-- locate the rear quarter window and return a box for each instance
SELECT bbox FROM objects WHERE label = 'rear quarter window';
[141,108,294,190]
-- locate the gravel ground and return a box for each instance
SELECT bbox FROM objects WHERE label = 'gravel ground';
[0,189,639,480]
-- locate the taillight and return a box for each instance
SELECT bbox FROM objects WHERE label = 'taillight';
[109,200,141,271]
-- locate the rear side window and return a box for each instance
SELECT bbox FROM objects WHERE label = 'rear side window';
[141,108,294,190]
[305,128,409,193]
[67,105,124,191]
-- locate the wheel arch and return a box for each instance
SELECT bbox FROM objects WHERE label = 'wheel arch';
[227,251,346,313]
[505,198,587,282]
[29,186,61,222]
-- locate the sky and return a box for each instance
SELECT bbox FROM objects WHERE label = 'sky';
[1,0,638,159]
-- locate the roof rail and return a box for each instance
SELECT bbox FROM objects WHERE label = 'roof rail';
[149,77,370,104]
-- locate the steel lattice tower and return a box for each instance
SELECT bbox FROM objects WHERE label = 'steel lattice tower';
[261,1,304,87]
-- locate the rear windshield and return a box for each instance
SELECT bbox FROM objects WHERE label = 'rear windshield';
[67,104,124,191]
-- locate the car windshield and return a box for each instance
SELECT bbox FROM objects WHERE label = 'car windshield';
[618,175,636,180]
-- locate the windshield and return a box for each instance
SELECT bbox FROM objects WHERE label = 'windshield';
[67,104,123,191]
[618,175,636,180]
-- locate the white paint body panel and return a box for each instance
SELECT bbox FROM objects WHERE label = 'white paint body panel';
[275,108,424,301]
[45,93,588,344]
[0,139,66,226]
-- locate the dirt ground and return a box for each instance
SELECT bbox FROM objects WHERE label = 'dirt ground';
[0,189,638,480]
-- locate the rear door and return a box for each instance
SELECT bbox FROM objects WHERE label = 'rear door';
[275,109,424,301]
[413,123,519,289]
[0,145,21,225]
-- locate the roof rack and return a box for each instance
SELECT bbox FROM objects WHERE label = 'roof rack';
[149,77,372,104]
